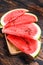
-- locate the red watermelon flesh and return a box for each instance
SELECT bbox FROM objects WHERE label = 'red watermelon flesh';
[3,9,28,25]
[5,13,38,28]
[2,23,37,39]
[7,35,37,54]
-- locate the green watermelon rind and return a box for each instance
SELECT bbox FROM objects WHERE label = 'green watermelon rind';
[0,22,3,28]
[1,8,29,26]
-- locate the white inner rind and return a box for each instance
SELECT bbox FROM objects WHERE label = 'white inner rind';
[1,8,29,26]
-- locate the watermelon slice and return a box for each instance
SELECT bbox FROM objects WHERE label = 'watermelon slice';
[7,35,41,58]
[1,8,29,26]
[4,13,38,28]
[2,23,41,39]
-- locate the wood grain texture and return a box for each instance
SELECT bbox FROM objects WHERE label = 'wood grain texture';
[0,0,43,65]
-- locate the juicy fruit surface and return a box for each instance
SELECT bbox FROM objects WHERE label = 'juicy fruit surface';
[2,23,41,39]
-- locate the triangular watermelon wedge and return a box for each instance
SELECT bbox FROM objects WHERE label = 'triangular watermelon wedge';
[7,34,41,58]
[2,23,41,39]
[1,8,29,26]
[4,13,38,28]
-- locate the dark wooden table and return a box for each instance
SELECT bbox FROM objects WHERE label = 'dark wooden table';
[0,0,43,65]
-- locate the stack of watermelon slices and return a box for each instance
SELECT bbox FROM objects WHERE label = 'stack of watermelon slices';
[0,8,41,58]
